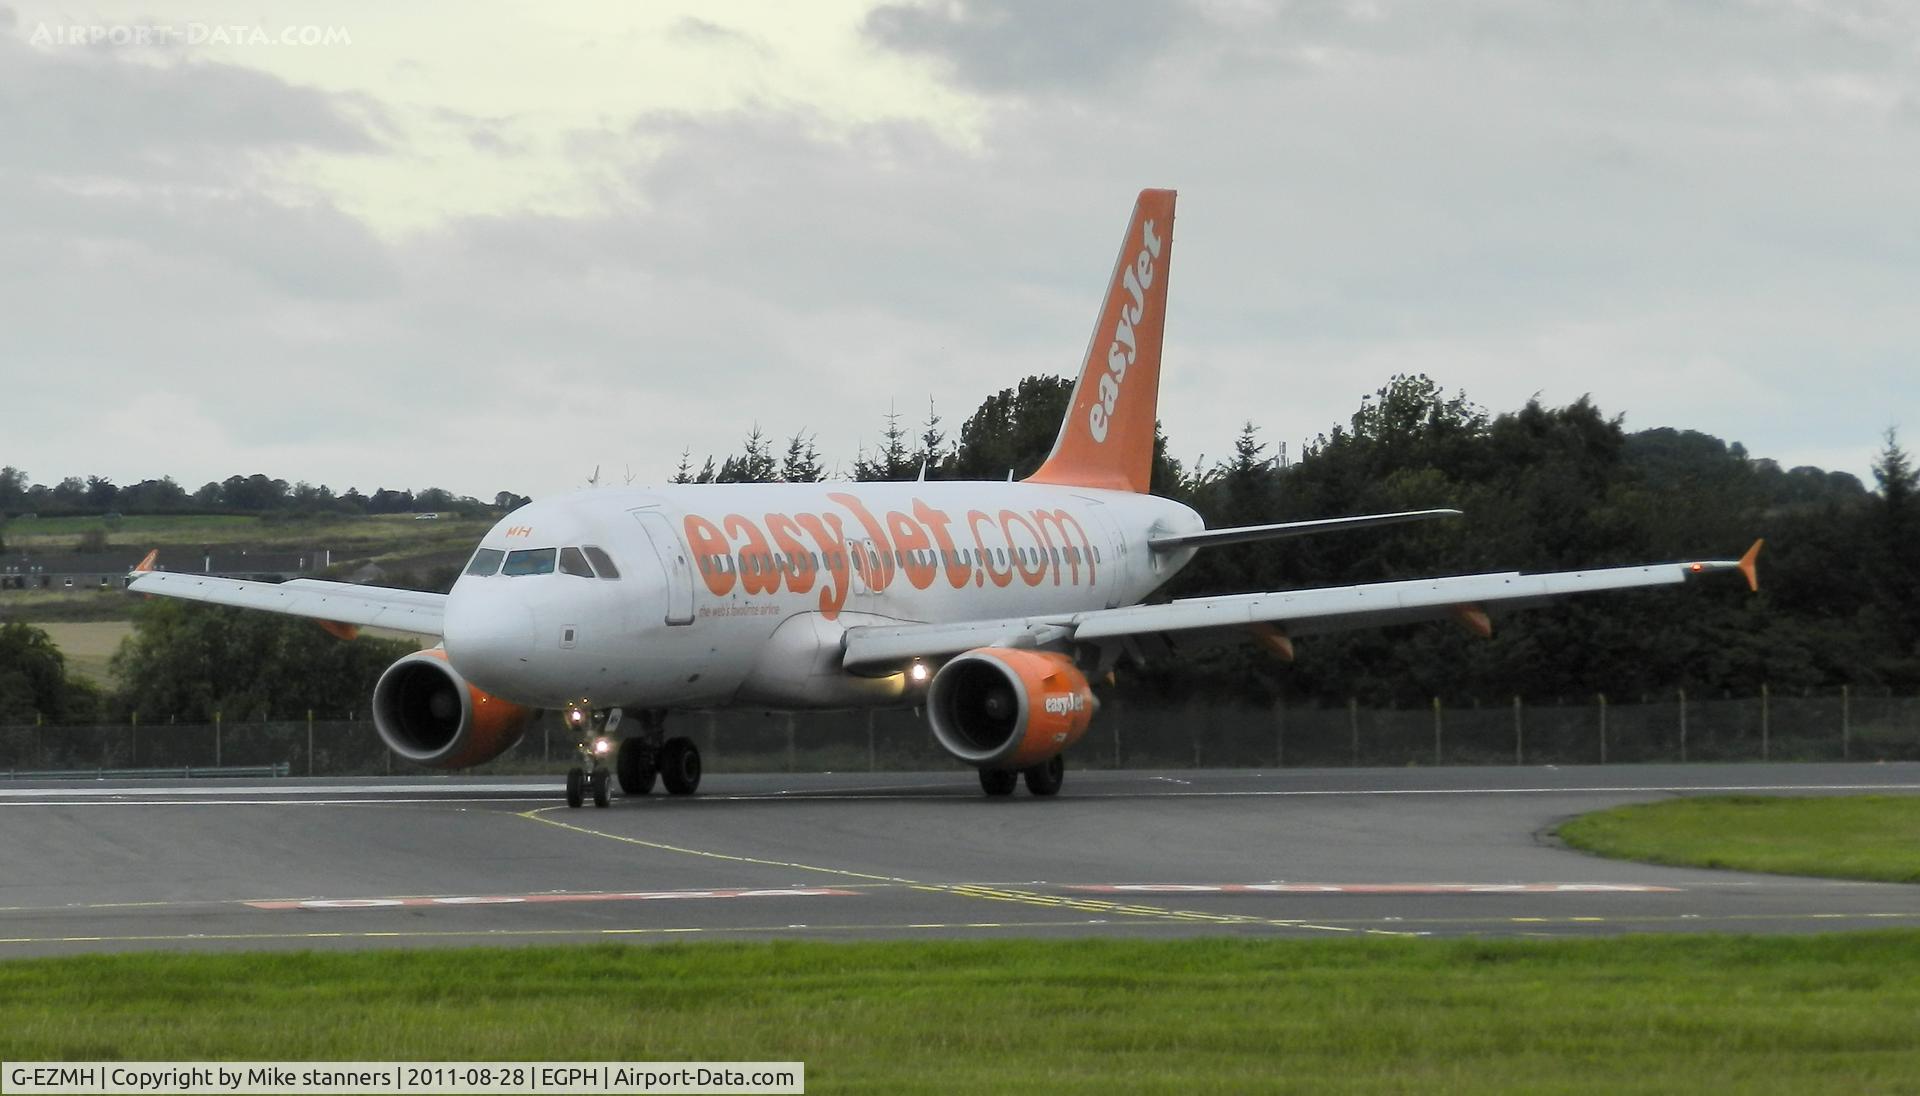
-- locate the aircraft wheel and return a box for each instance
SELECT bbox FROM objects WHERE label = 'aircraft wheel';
[1023,754,1065,797]
[591,769,611,808]
[978,768,1018,796]
[565,767,585,809]
[660,736,702,796]
[617,739,657,795]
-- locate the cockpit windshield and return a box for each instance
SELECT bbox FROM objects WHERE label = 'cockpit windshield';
[501,548,558,576]
[478,545,619,579]
[465,548,504,577]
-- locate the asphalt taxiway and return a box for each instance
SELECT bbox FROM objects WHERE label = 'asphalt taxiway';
[2,764,1917,956]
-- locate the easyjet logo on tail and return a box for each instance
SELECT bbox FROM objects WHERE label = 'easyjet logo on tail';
[1089,217,1162,444]
[1026,188,1175,496]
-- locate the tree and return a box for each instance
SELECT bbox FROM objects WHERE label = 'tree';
[916,398,948,479]
[716,426,779,483]
[670,450,699,485]
[853,404,917,481]
[0,466,27,512]
[0,623,100,723]
[1866,429,1920,683]
[110,600,416,722]
[781,432,824,483]
[493,491,531,511]
[949,375,1073,481]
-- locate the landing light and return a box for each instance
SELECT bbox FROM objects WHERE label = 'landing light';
[593,737,612,756]
[909,662,929,684]
[568,709,586,726]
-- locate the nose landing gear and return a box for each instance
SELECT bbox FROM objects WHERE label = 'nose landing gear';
[564,708,703,807]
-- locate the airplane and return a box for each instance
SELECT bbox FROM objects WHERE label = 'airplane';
[129,188,1762,807]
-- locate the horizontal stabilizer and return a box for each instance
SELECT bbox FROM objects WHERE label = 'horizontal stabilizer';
[1148,508,1462,551]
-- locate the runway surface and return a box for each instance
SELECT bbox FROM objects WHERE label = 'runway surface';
[3,764,1918,956]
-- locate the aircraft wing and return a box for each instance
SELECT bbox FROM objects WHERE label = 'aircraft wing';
[840,544,1762,671]
[127,572,447,637]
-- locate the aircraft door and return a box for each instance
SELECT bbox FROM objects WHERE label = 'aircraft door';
[1084,501,1130,608]
[630,509,695,626]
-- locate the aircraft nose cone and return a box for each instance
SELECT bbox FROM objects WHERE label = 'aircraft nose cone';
[444,592,536,693]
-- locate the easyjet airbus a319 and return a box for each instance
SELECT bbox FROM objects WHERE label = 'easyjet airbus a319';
[131,189,1761,806]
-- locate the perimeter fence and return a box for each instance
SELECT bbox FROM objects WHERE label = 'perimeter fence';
[3,686,1916,778]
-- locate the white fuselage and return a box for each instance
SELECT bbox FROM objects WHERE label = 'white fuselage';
[441,480,1202,711]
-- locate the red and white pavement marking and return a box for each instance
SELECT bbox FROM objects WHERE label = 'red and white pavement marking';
[1068,883,1680,894]
[247,887,860,911]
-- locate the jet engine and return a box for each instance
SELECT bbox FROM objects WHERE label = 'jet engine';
[926,648,1097,770]
[372,649,534,769]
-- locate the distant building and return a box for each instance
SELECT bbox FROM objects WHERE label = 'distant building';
[0,548,331,591]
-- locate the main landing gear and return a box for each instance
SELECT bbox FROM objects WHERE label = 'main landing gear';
[558,708,703,808]
[978,753,1066,797]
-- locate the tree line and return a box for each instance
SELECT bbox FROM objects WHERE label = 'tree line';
[4,372,1913,724]
[0,468,531,521]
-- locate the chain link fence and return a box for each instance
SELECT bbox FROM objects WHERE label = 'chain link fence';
[3,687,1917,777]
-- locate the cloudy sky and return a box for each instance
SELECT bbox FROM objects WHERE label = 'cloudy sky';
[3,0,1915,501]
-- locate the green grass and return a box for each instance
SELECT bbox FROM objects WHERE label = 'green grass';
[1559,795,1920,884]
[0,588,135,623]
[3,512,492,553]
[32,621,133,684]
[3,936,1920,1092]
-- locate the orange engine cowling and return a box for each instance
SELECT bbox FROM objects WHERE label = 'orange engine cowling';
[926,648,1097,770]
[371,649,534,769]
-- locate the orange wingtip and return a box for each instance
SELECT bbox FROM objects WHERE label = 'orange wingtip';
[1249,622,1295,662]
[1452,603,1493,639]
[133,549,159,573]
[1738,538,1764,593]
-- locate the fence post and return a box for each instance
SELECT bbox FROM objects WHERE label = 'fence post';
[130,711,139,768]
[1841,684,1851,761]
[1513,695,1523,765]
[1678,688,1687,763]
[1274,699,1285,769]
[1349,698,1360,767]
[214,711,222,768]
[1432,697,1443,766]
[1761,683,1770,762]
[306,709,315,777]
[1598,694,1608,765]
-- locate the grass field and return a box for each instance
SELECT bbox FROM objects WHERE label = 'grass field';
[1558,795,1920,884]
[2,936,1919,1092]
[1,513,493,623]
[33,621,133,684]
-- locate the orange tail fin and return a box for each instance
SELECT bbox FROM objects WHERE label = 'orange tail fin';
[1026,188,1176,494]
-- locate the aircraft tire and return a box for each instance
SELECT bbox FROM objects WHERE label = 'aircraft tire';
[661,736,702,796]
[1023,754,1065,797]
[617,739,657,795]
[565,767,585,809]
[978,768,1019,796]
[591,770,611,808]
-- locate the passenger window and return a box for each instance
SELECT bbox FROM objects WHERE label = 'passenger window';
[559,547,595,578]
[502,548,558,576]
[465,548,505,577]
[582,546,621,580]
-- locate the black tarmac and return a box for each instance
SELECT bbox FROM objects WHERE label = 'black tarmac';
[2,764,1918,956]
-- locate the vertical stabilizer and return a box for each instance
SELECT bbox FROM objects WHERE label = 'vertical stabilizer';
[1026,188,1176,494]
